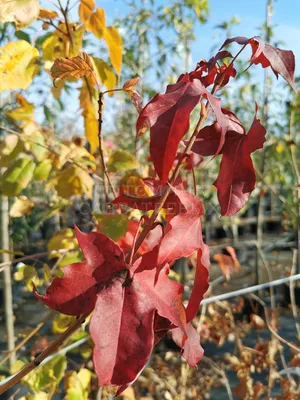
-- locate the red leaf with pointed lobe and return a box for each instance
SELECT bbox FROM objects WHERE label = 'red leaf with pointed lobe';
[220,36,297,92]
[91,263,187,386]
[34,227,127,316]
[213,246,240,279]
[186,245,210,322]
[171,323,204,367]
[157,186,204,266]
[250,38,297,92]
[136,74,227,182]
[214,106,266,216]
[190,108,244,156]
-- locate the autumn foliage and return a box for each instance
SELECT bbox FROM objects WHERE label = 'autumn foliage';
[29,33,297,394]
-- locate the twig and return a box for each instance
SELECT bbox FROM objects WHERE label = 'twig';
[0,311,55,367]
[97,93,117,201]
[0,313,89,395]
[250,294,300,354]
[58,0,74,51]
[255,241,276,310]
[254,165,296,217]
[290,249,300,340]
[202,356,233,400]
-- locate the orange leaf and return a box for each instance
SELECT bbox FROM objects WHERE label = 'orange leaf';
[79,0,95,25]
[123,77,140,92]
[50,52,95,81]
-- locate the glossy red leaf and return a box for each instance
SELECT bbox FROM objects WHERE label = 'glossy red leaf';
[214,106,266,216]
[136,74,227,182]
[34,227,127,316]
[157,186,204,266]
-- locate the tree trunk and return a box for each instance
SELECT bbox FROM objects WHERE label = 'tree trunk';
[1,193,15,367]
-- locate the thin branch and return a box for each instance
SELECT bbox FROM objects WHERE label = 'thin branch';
[0,313,89,395]
[290,249,300,340]
[58,0,74,51]
[0,311,55,367]
[251,294,300,354]
[97,93,117,201]
[254,165,296,217]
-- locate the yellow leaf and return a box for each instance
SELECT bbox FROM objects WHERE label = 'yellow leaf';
[104,26,122,75]
[6,94,35,122]
[42,24,84,61]
[10,196,34,218]
[119,173,153,198]
[48,228,78,256]
[0,0,39,29]
[108,149,138,172]
[51,165,94,199]
[22,121,47,162]
[79,0,95,25]
[82,105,98,154]
[87,8,106,39]
[92,57,116,92]
[39,8,59,20]
[0,134,23,168]
[0,41,39,92]
[52,314,76,334]
[50,52,95,82]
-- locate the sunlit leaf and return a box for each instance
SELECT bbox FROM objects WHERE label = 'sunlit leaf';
[42,24,84,62]
[0,0,39,29]
[0,41,39,92]
[1,157,36,197]
[34,159,53,181]
[92,57,116,92]
[50,53,96,82]
[0,134,23,168]
[82,105,98,154]
[50,165,94,199]
[87,8,106,39]
[79,0,95,25]
[104,26,122,75]
[107,149,138,172]
[10,196,34,218]
[6,94,35,122]
[39,8,59,20]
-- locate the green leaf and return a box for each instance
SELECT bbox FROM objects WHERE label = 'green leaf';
[1,157,35,196]
[34,159,52,180]
[95,213,128,241]
[14,30,31,43]
[107,149,138,172]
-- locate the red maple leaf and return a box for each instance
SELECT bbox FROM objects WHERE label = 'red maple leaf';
[136,73,227,182]
[220,36,297,92]
[214,106,266,216]
[34,227,187,388]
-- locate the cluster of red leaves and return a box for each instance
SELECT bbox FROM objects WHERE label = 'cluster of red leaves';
[34,35,296,392]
